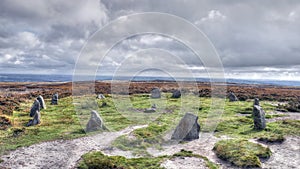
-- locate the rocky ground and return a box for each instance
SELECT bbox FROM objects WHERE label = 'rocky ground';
[0,125,147,169]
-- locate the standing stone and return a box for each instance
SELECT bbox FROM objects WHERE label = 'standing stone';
[97,94,105,99]
[26,110,41,127]
[171,113,200,141]
[151,88,161,98]
[171,90,181,98]
[86,110,106,132]
[30,99,41,117]
[228,92,238,102]
[253,105,266,130]
[254,98,260,106]
[37,95,46,109]
[51,93,59,105]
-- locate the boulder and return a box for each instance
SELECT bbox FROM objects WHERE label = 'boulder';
[27,110,41,127]
[30,99,41,117]
[171,113,200,141]
[151,88,161,98]
[86,110,106,132]
[97,94,105,99]
[37,95,46,109]
[254,98,260,106]
[171,90,181,98]
[253,105,266,130]
[51,93,58,105]
[228,92,238,102]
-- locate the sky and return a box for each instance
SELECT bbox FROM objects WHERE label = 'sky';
[0,0,300,80]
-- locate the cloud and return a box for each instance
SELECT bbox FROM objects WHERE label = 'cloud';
[0,0,300,80]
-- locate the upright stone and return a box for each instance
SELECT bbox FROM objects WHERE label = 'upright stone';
[51,93,59,105]
[254,98,260,106]
[27,110,41,127]
[151,88,161,98]
[37,95,46,109]
[30,99,41,117]
[171,90,181,98]
[171,113,200,141]
[253,105,266,130]
[86,110,106,132]
[228,92,238,102]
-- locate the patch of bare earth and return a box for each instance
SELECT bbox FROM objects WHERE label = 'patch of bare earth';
[0,125,147,169]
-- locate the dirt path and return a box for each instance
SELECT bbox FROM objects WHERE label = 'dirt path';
[0,125,147,169]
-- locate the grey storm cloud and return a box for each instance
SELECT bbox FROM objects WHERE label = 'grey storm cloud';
[0,0,299,80]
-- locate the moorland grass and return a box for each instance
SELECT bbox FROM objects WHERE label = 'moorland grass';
[0,93,299,168]
[77,149,219,169]
[213,139,271,168]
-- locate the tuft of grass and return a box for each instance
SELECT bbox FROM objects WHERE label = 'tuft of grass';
[77,151,166,169]
[213,139,271,168]
[77,150,218,169]
[0,97,87,154]
[257,133,285,143]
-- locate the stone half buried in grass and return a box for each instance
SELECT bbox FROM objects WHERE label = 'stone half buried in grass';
[86,110,107,132]
[144,104,157,113]
[171,112,200,141]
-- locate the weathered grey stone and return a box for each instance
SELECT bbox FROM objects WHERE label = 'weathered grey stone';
[51,93,58,105]
[228,92,238,102]
[30,99,41,117]
[171,113,200,141]
[254,98,260,106]
[97,94,105,99]
[171,90,181,98]
[86,110,106,132]
[144,104,157,113]
[151,88,161,98]
[37,95,46,109]
[27,110,41,127]
[253,105,266,130]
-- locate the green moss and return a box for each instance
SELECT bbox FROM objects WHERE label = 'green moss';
[213,139,271,168]
[257,133,285,143]
[78,150,219,169]
[0,97,87,154]
[77,151,165,169]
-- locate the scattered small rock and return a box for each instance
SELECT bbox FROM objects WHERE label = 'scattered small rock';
[96,94,105,99]
[144,104,157,113]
